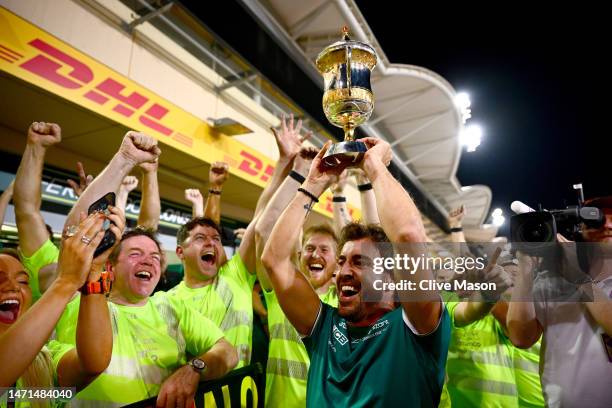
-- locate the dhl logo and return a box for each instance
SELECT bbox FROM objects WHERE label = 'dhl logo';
[3,37,193,148]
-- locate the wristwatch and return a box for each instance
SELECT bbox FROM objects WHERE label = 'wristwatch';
[189,358,207,374]
[80,270,113,296]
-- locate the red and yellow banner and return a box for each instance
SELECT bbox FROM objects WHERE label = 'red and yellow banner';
[0,7,359,219]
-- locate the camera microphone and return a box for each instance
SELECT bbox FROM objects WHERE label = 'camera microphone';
[511,201,535,215]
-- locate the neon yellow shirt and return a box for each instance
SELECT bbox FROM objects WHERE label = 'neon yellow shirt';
[19,239,59,302]
[446,301,518,407]
[53,293,224,407]
[166,252,256,368]
[264,285,338,408]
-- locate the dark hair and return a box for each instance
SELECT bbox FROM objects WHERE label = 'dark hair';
[108,228,165,268]
[176,217,222,245]
[302,224,337,247]
[338,222,393,260]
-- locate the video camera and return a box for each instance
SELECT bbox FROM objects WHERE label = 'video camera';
[510,185,604,255]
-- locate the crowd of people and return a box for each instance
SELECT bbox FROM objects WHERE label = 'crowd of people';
[0,116,610,408]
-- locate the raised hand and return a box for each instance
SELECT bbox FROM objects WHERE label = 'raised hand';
[56,212,106,291]
[209,162,230,189]
[293,146,319,176]
[27,122,62,148]
[304,142,350,197]
[67,162,94,197]
[139,158,159,174]
[185,188,204,218]
[120,176,139,194]
[480,247,513,301]
[87,206,125,283]
[118,131,161,167]
[448,205,466,228]
[360,137,392,175]
[271,113,312,162]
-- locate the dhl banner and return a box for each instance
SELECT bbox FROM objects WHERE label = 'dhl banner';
[0,7,360,219]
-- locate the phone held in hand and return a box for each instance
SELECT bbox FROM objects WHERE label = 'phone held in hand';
[87,192,116,257]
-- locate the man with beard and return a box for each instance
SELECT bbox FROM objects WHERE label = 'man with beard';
[507,196,612,408]
[262,138,450,407]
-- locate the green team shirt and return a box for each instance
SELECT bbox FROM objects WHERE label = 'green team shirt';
[19,239,59,302]
[166,252,256,368]
[264,286,338,408]
[303,303,450,407]
[53,292,224,407]
[513,340,544,407]
[446,301,518,407]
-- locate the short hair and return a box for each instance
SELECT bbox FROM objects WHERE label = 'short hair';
[108,228,165,268]
[338,222,393,260]
[302,224,337,247]
[176,217,221,245]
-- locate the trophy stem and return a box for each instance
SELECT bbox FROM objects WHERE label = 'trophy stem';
[344,126,355,141]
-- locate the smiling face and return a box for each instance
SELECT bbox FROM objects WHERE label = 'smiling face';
[177,224,225,283]
[299,232,337,289]
[0,254,31,332]
[109,235,163,305]
[336,238,387,322]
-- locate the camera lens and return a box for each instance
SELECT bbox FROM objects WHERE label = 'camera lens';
[518,219,554,242]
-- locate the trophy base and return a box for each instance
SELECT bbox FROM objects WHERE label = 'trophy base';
[322,140,367,169]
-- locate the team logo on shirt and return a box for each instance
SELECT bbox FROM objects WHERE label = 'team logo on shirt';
[332,325,348,346]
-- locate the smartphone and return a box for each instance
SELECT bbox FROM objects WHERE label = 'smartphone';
[87,192,116,257]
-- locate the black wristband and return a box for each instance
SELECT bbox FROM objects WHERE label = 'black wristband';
[358,183,373,192]
[209,189,222,195]
[450,227,463,233]
[297,187,319,203]
[289,170,306,184]
[333,196,347,202]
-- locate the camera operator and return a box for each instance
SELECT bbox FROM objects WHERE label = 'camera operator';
[507,196,612,408]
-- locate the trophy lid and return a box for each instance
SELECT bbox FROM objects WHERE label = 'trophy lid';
[315,26,377,73]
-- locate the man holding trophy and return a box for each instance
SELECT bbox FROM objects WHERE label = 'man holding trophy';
[261,28,450,407]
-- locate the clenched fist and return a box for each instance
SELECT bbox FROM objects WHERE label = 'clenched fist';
[27,122,62,148]
[209,162,230,189]
[118,131,161,167]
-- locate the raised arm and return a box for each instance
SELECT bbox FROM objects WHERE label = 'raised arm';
[255,148,316,290]
[116,176,138,214]
[331,170,352,237]
[64,131,160,229]
[0,212,108,387]
[137,160,160,230]
[185,189,204,218]
[452,250,512,326]
[354,170,380,225]
[360,137,441,334]
[204,162,229,225]
[253,114,310,218]
[507,252,543,348]
[56,206,125,390]
[0,180,14,231]
[13,122,61,256]
[262,142,345,335]
[66,162,93,198]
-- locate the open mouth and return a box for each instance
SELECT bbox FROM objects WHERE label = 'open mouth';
[134,271,153,282]
[308,262,324,274]
[0,299,20,324]
[339,283,360,300]
[201,251,216,267]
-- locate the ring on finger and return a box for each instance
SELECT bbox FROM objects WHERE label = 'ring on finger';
[81,235,93,245]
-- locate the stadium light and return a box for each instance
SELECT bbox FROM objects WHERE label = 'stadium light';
[454,92,472,124]
[460,124,482,153]
[492,208,505,227]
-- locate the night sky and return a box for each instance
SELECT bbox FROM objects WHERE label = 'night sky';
[354,2,606,235]
[184,1,605,236]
